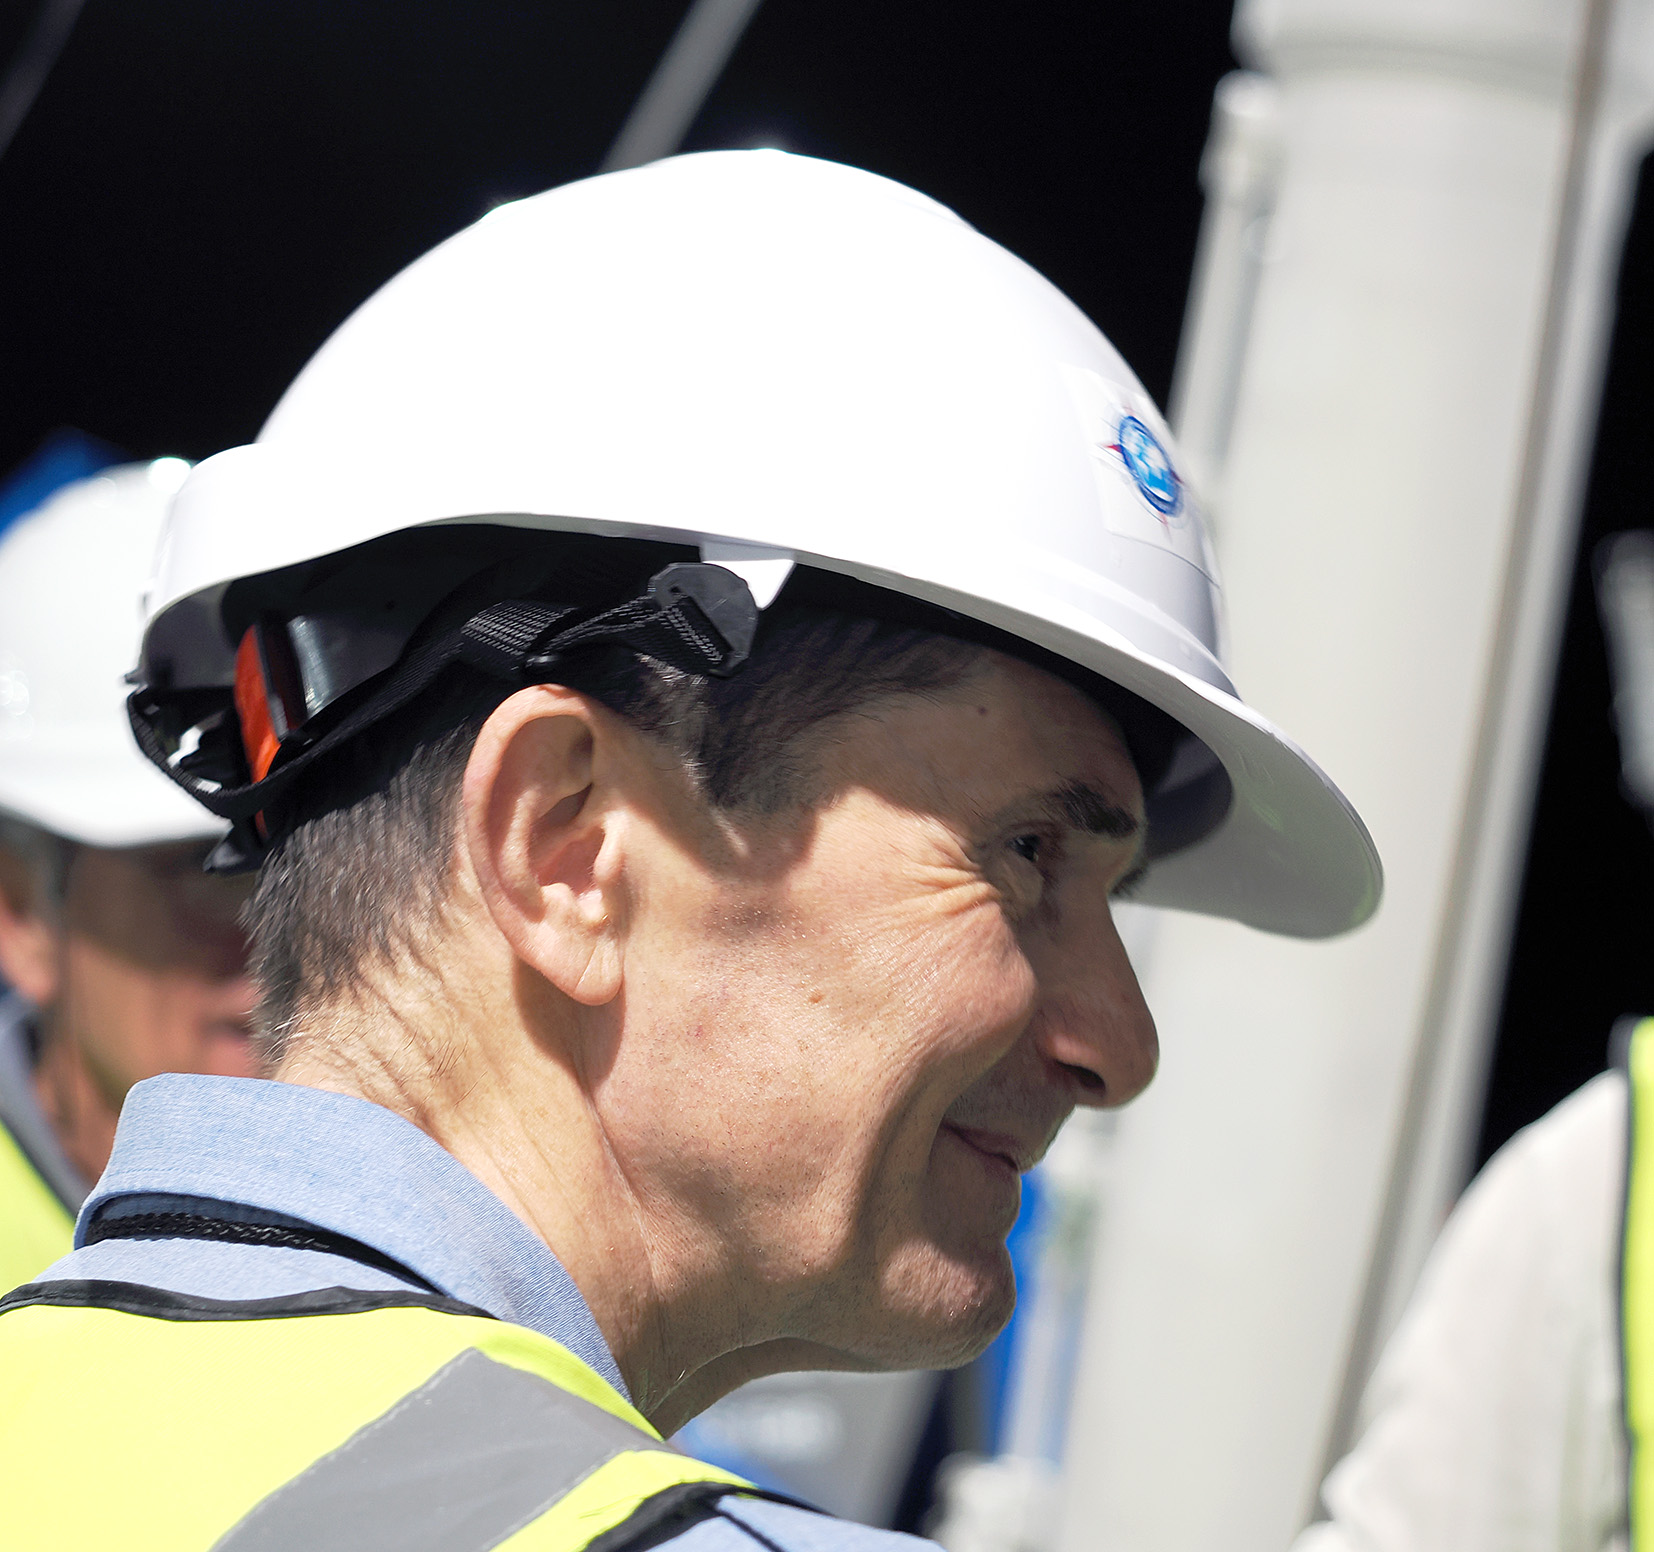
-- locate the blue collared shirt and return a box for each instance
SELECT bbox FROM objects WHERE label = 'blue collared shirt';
[41,1073,932,1552]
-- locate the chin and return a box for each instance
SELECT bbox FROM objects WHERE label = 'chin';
[862,1239,1018,1371]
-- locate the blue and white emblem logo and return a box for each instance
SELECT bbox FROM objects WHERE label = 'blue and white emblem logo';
[1059,364,1211,575]
[1112,415,1182,517]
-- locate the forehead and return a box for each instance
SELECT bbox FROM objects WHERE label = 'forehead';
[821,649,1144,821]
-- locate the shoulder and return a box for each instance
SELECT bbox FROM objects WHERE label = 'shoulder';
[1310,1071,1632,1552]
[1510,1067,1626,1180]
[1396,1070,1623,1326]
[1356,1070,1626,1422]
[1443,1069,1625,1268]
[661,1495,941,1552]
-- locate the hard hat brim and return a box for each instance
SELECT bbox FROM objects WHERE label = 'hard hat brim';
[784,546,1382,940]
[143,483,1380,938]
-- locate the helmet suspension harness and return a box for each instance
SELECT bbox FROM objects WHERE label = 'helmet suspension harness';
[130,561,760,872]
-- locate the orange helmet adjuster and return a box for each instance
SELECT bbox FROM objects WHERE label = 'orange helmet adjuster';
[232,616,309,842]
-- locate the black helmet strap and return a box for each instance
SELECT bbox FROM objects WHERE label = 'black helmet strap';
[127,561,759,873]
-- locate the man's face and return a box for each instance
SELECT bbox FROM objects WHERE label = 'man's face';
[54,842,258,1102]
[607,652,1156,1371]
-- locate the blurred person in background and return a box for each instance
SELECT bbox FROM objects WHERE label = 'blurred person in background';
[0,461,257,1289]
[1293,1067,1630,1552]
[1294,533,1654,1552]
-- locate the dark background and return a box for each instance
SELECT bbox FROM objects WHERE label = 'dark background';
[1475,153,1654,1166]
[0,1,1233,464]
[0,0,1646,1177]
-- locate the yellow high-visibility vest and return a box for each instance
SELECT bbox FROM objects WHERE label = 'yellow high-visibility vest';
[1621,1018,1654,1549]
[0,1117,72,1294]
[0,1277,777,1551]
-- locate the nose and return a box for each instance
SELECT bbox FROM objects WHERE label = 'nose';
[1028,900,1158,1108]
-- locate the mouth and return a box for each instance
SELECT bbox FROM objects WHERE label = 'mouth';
[940,1123,1034,1178]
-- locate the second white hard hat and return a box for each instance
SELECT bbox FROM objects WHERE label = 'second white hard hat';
[135,150,1380,936]
[0,461,225,849]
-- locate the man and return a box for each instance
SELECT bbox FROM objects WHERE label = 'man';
[0,461,256,1290]
[0,152,1380,1549]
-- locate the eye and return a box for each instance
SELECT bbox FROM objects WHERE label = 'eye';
[1009,833,1042,865]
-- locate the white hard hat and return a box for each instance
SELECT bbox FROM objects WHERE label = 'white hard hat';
[0,461,225,849]
[134,150,1380,937]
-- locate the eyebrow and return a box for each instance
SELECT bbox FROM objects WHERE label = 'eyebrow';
[1047,781,1150,897]
[1049,781,1142,842]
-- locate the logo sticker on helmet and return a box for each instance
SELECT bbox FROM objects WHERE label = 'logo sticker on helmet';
[1111,415,1182,517]
[1057,363,1213,580]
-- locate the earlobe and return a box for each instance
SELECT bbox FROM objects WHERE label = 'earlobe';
[0,847,60,1007]
[464,687,625,1008]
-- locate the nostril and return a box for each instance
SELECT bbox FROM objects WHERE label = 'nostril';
[1059,1061,1106,1095]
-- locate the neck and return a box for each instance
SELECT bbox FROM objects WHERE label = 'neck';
[277,962,778,1432]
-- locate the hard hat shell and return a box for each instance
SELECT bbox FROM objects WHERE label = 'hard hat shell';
[0,462,226,849]
[142,150,1380,937]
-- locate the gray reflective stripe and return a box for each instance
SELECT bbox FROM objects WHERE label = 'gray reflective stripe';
[213,1347,678,1552]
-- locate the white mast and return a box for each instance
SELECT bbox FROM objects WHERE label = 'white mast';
[1057,2,1654,1547]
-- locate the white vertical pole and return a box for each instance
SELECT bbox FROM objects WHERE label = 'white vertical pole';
[1054,3,1654,1549]
[1168,71,1284,509]
[602,0,766,173]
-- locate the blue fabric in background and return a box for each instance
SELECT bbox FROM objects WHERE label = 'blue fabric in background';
[0,428,126,543]
[977,1167,1046,1455]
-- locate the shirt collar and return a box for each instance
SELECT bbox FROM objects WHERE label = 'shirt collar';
[81,1073,627,1399]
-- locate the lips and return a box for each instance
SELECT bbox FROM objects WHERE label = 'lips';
[942,1124,1035,1175]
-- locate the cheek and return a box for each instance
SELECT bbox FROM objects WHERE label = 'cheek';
[59,942,170,1080]
[834,905,1038,1262]
[592,946,847,1232]
[867,912,1037,1126]
[59,939,256,1083]
[600,889,1037,1256]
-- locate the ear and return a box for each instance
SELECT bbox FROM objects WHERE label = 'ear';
[0,843,60,1007]
[462,686,625,1007]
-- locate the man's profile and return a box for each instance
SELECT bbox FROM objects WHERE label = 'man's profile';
[0,151,1380,1551]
